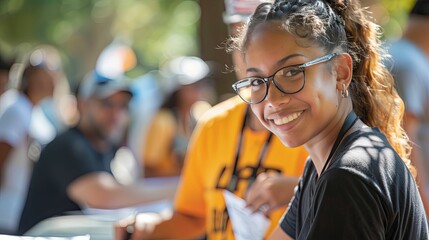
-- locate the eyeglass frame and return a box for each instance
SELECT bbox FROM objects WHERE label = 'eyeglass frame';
[232,52,341,104]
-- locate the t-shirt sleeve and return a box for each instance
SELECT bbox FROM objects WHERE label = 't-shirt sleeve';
[42,134,106,194]
[280,179,300,238]
[280,160,311,238]
[0,105,29,146]
[173,120,207,217]
[302,169,386,240]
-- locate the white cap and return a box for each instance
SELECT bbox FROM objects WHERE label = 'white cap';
[159,56,210,94]
[223,0,269,24]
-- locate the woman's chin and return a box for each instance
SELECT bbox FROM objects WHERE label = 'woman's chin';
[276,134,304,148]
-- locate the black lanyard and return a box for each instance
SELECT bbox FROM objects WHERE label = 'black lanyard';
[319,111,358,177]
[227,107,273,192]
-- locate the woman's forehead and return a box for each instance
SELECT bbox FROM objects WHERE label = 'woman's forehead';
[245,24,323,65]
[246,24,296,54]
[246,22,316,53]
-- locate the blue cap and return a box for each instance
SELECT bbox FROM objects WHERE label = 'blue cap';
[78,71,132,100]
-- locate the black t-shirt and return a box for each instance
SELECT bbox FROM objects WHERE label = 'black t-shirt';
[18,127,115,235]
[281,128,429,239]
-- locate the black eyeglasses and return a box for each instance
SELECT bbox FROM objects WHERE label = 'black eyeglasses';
[232,52,341,104]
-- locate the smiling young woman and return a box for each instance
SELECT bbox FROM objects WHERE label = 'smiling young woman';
[229,0,428,239]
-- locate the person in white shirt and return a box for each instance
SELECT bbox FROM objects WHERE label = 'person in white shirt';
[0,49,57,235]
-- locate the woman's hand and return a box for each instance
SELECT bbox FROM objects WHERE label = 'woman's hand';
[245,172,298,215]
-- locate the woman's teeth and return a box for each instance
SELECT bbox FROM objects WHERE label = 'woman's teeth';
[273,111,302,125]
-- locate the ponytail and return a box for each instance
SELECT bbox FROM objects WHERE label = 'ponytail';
[326,0,414,177]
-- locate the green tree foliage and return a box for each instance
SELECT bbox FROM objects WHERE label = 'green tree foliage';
[378,0,416,39]
[0,0,200,87]
[0,0,416,89]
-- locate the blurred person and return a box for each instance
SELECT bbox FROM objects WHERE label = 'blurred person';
[127,71,165,175]
[28,45,78,163]
[17,71,176,235]
[387,0,429,216]
[228,0,427,239]
[114,1,308,239]
[0,49,57,235]
[142,56,216,177]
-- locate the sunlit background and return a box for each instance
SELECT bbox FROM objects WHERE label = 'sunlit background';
[0,0,417,98]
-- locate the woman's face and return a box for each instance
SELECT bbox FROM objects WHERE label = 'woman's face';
[245,23,342,148]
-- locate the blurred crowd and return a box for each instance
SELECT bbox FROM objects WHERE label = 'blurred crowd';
[0,43,217,235]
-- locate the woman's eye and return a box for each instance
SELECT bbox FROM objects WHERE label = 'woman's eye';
[281,68,301,77]
[251,78,265,86]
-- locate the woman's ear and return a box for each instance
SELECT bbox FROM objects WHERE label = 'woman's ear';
[335,53,353,90]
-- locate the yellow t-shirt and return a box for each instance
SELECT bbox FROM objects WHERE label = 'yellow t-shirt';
[175,96,308,239]
[142,110,181,177]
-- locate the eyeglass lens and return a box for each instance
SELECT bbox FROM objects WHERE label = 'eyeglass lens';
[236,66,305,104]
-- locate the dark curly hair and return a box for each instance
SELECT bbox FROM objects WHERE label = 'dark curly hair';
[229,0,414,177]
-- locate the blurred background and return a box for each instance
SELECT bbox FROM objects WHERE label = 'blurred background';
[0,0,416,98]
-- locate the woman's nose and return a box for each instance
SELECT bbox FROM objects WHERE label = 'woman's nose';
[265,82,291,106]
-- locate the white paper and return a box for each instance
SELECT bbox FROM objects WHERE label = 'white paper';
[0,235,90,240]
[223,190,270,240]
[83,199,173,221]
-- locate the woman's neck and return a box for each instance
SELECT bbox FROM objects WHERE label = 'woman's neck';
[305,104,354,175]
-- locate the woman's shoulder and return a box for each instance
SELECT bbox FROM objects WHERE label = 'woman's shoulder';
[334,127,397,169]
[339,127,393,160]
[328,127,412,198]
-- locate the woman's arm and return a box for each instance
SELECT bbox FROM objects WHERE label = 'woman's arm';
[269,226,294,240]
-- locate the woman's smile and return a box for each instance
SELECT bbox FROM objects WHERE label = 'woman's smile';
[270,110,303,126]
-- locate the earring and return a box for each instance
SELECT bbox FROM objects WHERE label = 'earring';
[341,83,349,98]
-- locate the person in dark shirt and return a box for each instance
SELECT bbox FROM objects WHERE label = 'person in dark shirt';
[18,71,176,235]
[227,0,429,239]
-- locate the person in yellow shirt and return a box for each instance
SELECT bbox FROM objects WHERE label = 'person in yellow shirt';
[116,98,307,240]
[172,96,307,239]
[142,56,215,177]
[115,1,308,239]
